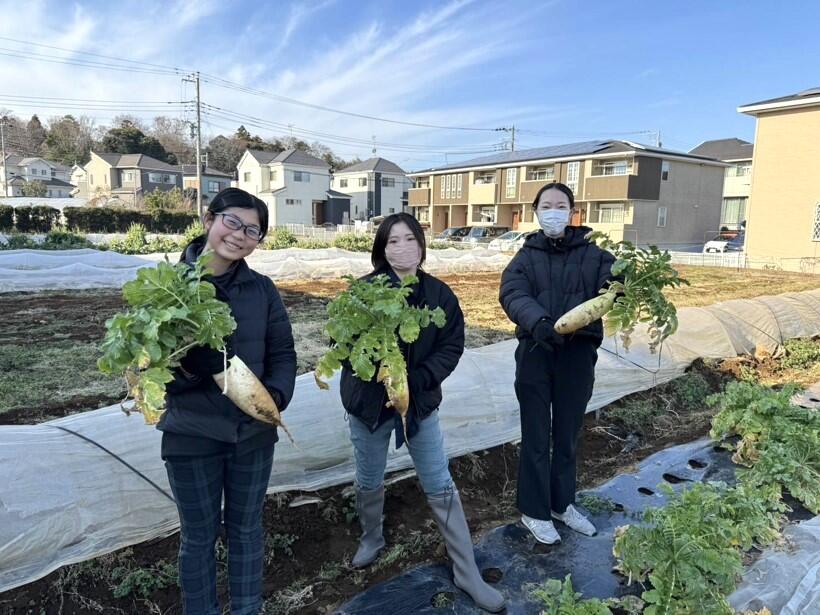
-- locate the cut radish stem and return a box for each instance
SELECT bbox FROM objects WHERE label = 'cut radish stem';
[554,290,617,335]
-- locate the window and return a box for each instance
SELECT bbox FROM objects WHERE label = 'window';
[472,205,496,223]
[593,160,631,176]
[416,207,430,222]
[243,172,251,182]
[505,168,517,198]
[597,203,624,224]
[148,173,175,185]
[359,177,368,187]
[456,174,462,198]
[566,161,580,194]
[90,174,94,184]
[721,197,747,228]
[51,169,56,177]
[657,205,668,227]
[293,171,309,182]
[339,178,348,188]
[382,177,395,187]
[389,208,395,213]
[725,163,751,178]
[661,161,670,181]
[123,171,134,182]
[443,174,449,199]
[440,176,445,199]
[48,190,52,197]
[527,166,555,181]
[813,203,820,242]
[475,173,495,184]
[208,181,220,192]
[285,198,302,206]
[417,178,430,188]
[269,169,277,182]
[41,169,47,176]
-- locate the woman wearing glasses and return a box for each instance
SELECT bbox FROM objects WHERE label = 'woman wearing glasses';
[158,187,297,615]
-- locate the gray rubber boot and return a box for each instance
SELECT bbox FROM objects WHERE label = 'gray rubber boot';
[428,489,506,613]
[351,485,386,568]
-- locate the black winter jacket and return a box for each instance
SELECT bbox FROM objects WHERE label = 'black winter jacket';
[499,226,616,346]
[157,240,297,454]
[340,267,465,433]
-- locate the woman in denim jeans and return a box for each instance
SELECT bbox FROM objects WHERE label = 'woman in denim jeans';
[340,213,504,613]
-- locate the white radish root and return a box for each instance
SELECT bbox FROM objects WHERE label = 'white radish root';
[554,290,617,334]
[213,355,296,445]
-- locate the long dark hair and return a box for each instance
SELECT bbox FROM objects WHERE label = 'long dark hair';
[204,187,270,240]
[371,212,427,271]
[531,181,575,210]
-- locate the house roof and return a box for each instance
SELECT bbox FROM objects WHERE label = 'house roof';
[178,164,233,178]
[739,87,820,115]
[42,178,76,188]
[246,148,328,168]
[409,139,722,174]
[93,152,180,172]
[336,157,406,175]
[326,189,352,199]
[689,138,754,161]
[2,154,23,166]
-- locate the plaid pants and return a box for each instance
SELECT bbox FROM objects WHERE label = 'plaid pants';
[165,444,274,615]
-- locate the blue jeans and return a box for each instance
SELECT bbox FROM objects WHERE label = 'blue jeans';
[165,444,274,615]
[349,410,454,495]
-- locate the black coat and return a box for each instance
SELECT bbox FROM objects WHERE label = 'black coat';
[157,240,297,454]
[499,226,616,346]
[340,268,465,433]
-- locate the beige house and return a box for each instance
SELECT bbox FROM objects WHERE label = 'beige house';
[408,140,726,249]
[76,152,182,205]
[738,87,820,270]
[690,138,754,231]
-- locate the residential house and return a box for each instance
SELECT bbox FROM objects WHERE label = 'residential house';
[1,155,75,197]
[179,165,233,203]
[237,148,348,226]
[690,138,754,231]
[408,140,726,249]
[738,87,820,270]
[330,157,411,220]
[76,152,183,205]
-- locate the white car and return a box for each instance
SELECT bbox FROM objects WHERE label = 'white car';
[488,230,528,251]
[703,233,739,253]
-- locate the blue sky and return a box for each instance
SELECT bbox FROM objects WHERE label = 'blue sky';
[0,0,818,170]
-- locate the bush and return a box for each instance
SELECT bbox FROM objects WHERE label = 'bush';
[63,206,197,233]
[64,207,118,233]
[333,233,373,252]
[180,220,205,247]
[41,229,94,250]
[108,223,148,254]
[149,209,197,233]
[0,205,13,231]
[264,228,298,250]
[295,238,332,249]
[146,236,183,254]
[0,233,37,250]
[14,205,61,233]
[144,187,184,212]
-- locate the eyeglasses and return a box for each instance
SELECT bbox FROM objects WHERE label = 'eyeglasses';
[215,212,263,241]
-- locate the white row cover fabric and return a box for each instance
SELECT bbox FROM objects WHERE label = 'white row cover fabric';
[729,515,820,614]
[0,247,512,293]
[1,288,820,592]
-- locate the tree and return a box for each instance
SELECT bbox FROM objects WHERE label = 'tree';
[26,115,48,154]
[151,116,195,164]
[144,187,184,212]
[101,120,177,164]
[21,180,47,197]
[205,135,246,174]
[44,115,96,166]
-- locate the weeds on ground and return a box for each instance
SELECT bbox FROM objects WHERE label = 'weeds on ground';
[779,337,820,370]
[576,493,618,515]
[264,533,298,562]
[529,574,613,614]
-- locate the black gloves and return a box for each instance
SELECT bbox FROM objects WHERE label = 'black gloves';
[532,318,565,351]
[180,337,235,378]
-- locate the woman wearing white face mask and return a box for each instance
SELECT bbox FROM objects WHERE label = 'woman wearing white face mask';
[499,182,616,545]
[339,213,505,613]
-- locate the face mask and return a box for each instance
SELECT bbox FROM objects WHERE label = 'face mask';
[537,209,570,237]
[385,241,421,272]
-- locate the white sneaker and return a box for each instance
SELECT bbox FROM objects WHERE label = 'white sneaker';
[521,514,561,544]
[552,504,597,536]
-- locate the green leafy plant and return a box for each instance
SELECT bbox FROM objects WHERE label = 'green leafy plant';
[333,232,373,252]
[41,229,95,250]
[530,574,613,614]
[110,560,178,599]
[97,254,236,423]
[314,274,445,437]
[181,219,205,246]
[555,234,688,352]
[779,337,820,370]
[264,227,298,250]
[109,222,149,254]
[295,238,332,249]
[0,233,37,250]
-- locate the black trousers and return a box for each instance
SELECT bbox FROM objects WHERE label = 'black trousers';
[514,337,597,520]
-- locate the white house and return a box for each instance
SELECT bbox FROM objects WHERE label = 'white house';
[1,155,75,197]
[237,149,350,226]
[331,157,411,220]
[689,138,753,231]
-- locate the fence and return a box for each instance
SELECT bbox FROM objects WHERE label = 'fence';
[668,251,748,269]
[279,223,364,241]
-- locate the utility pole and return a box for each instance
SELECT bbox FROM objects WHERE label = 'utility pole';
[183,72,204,216]
[497,125,516,151]
[0,118,6,197]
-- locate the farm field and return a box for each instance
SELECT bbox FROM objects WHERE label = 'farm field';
[0,265,819,614]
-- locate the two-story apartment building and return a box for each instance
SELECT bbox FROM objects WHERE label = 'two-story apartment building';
[179,165,233,204]
[408,140,726,249]
[690,138,754,231]
[738,87,820,270]
[237,148,350,226]
[1,155,75,197]
[74,152,183,205]
[330,157,411,220]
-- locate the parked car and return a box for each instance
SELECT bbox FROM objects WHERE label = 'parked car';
[723,232,745,252]
[435,226,471,242]
[462,226,511,244]
[703,231,740,253]
[488,230,528,251]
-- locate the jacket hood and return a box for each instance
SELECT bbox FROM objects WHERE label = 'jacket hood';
[523,225,594,252]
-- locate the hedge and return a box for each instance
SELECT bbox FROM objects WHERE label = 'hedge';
[63,207,197,233]
[0,205,13,231]
[14,206,62,233]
